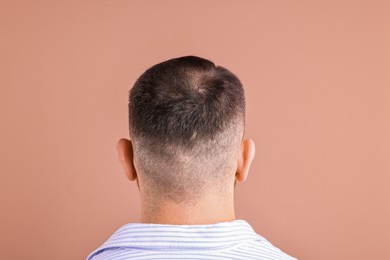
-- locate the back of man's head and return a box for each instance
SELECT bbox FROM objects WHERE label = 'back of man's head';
[129,56,245,204]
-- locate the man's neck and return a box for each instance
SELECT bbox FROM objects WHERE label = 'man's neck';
[140,195,236,225]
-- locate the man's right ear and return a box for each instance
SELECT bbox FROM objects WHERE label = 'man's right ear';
[116,138,137,181]
[235,139,255,183]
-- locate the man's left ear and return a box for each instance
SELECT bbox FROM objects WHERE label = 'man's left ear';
[116,138,137,181]
[235,139,256,182]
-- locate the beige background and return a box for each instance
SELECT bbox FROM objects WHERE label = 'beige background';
[1,1,389,259]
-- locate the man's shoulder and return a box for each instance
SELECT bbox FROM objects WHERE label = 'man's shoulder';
[87,220,296,260]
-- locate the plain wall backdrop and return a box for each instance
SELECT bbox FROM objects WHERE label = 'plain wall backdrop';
[0,1,389,259]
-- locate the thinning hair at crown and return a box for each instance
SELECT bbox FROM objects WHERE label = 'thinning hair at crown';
[128,56,246,204]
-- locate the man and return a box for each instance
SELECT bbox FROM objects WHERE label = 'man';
[87,56,296,259]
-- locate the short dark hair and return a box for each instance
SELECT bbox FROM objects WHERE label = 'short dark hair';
[129,56,245,203]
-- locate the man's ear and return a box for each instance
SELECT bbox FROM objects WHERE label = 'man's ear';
[236,139,255,182]
[116,138,137,181]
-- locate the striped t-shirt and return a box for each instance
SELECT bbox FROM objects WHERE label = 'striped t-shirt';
[87,220,296,260]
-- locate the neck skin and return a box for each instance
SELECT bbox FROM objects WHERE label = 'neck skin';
[140,191,236,225]
[115,138,255,225]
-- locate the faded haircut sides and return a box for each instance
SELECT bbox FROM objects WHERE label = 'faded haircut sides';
[129,56,245,203]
